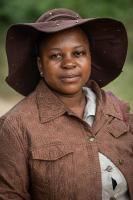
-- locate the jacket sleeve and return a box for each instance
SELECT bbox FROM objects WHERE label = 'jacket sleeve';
[0,116,31,200]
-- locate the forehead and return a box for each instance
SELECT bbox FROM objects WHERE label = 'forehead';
[39,27,89,49]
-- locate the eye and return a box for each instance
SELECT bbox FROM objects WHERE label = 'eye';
[49,53,62,61]
[73,50,86,58]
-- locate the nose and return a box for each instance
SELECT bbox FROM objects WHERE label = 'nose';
[61,57,76,69]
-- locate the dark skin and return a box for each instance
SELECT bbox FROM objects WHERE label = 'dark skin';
[37,27,91,118]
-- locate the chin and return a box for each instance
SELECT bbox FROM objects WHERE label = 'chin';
[57,86,82,96]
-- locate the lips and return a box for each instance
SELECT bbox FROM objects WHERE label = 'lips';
[60,74,81,83]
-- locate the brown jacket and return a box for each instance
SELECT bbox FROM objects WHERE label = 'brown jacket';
[0,80,133,200]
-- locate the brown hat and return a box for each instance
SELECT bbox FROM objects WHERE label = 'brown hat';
[6,8,128,96]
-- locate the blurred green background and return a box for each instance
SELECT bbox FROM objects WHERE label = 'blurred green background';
[0,0,133,114]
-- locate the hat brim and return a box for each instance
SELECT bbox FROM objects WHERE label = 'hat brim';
[6,18,128,96]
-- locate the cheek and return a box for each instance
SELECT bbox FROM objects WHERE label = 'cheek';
[82,59,91,82]
[43,69,54,81]
[40,59,54,76]
[42,66,59,86]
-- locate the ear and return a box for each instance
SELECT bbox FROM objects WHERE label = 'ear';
[37,56,42,73]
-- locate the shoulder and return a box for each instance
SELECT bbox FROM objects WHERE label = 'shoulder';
[105,91,130,113]
[0,90,38,130]
[104,90,133,131]
[0,90,39,151]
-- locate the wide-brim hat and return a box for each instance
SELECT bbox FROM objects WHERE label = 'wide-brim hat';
[6,8,128,96]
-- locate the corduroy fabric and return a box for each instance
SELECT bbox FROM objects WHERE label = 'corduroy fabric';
[0,80,133,200]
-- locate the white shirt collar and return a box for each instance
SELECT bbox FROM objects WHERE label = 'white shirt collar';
[83,87,96,120]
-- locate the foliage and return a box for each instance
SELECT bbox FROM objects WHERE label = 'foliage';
[0,0,133,25]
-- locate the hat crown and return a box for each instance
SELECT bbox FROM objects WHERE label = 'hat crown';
[36,8,81,23]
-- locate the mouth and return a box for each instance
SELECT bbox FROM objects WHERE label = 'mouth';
[60,74,81,83]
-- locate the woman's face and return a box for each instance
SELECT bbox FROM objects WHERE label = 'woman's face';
[37,27,91,96]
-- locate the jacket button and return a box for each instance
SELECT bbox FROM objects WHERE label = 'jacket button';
[118,159,124,165]
[89,137,95,142]
[110,197,116,200]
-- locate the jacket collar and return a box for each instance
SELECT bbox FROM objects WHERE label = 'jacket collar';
[104,91,124,120]
[36,80,66,123]
[87,81,124,121]
[35,79,125,124]
[88,81,129,136]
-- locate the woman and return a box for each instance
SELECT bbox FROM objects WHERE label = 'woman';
[0,8,132,200]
